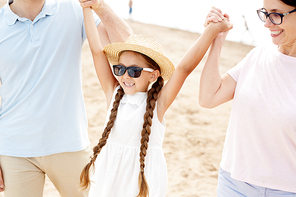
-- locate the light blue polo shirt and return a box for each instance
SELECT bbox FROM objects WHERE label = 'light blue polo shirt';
[0,0,101,157]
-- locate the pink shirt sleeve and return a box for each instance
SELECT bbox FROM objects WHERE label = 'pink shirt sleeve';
[226,47,257,82]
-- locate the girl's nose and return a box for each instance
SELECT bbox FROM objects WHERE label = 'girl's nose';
[123,71,131,78]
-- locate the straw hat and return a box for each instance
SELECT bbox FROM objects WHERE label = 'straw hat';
[103,34,175,81]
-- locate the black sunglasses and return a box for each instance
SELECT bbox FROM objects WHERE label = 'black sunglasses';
[112,65,154,78]
[257,8,296,25]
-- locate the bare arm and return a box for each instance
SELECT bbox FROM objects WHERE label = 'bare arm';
[0,166,4,192]
[199,34,237,108]
[83,7,118,106]
[157,19,232,121]
[80,0,132,45]
[199,9,237,108]
[93,1,132,43]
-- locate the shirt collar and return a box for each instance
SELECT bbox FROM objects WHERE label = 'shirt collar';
[5,0,57,26]
[121,92,147,106]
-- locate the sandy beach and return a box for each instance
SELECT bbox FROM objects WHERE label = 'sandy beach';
[0,1,254,196]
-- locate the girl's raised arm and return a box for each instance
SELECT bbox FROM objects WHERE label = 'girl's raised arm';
[157,18,232,121]
[83,8,118,105]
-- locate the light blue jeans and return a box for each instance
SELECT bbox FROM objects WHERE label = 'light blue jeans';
[217,168,296,197]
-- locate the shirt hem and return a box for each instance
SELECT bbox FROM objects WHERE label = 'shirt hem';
[0,143,90,157]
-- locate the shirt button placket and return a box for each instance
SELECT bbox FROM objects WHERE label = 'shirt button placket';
[30,23,34,42]
[30,23,40,42]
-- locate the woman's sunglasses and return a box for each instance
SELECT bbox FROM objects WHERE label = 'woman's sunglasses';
[257,8,296,25]
[112,65,154,78]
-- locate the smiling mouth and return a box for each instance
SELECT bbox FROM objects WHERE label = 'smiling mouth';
[123,82,135,87]
[271,30,284,37]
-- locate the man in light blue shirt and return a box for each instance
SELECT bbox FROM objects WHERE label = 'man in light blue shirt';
[0,0,132,196]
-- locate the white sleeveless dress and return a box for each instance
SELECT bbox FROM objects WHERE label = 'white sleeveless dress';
[88,87,168,197]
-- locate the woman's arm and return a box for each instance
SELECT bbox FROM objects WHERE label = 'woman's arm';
[199,9,237,108]
[199,34,237,108]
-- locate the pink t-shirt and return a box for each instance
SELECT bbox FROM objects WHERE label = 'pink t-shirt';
[221,44,296,193]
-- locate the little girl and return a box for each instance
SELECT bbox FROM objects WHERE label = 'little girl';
[80,6,231,197]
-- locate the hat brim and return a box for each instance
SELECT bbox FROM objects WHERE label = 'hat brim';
[103,43,175,81]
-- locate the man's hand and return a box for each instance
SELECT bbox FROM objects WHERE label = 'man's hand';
[79,0,103,10]
[0,167,4,192]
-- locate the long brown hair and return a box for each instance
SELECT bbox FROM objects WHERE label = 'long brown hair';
[137,76,163,197]
[80,86,125,190]
[80,51,164,197]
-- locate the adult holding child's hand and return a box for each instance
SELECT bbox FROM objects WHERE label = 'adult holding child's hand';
[79,0,131,46]
[79,0,102,10]
[204,7,233,40]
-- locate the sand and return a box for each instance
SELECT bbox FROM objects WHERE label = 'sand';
[0,1,254,196]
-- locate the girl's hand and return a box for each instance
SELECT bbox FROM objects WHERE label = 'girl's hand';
[204,7,224,27]
[217,14,233,33]
[79,0,103,10]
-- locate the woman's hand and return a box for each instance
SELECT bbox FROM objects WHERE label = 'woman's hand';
[205,7,233,39]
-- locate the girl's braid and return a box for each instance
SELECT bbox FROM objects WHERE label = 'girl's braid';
[137,76,164,197]
[80,87,125,190]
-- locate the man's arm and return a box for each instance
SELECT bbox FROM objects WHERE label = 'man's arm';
[0,166,4,192]
[80,0,132,46]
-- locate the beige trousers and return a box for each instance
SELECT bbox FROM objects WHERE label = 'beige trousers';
[0,147,91,197]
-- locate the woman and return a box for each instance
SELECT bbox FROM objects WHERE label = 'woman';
[200,0,296,196]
